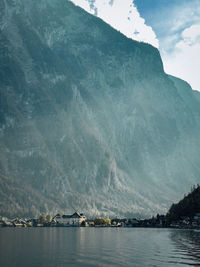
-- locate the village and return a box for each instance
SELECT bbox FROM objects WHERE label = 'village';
[0,212,200,229]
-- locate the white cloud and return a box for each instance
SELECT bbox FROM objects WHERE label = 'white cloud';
[70,0,159,47]
[70,0,91,11]
[149,2,200,91]
[163,24,200,91]
[180,24,200,46]
[170,4,200,33]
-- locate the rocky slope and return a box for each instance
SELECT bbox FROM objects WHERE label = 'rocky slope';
[0,0,200,218]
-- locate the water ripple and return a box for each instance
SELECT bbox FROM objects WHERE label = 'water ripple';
[0,228,200,266]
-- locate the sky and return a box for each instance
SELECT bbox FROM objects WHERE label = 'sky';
[135,0,200,91]
[70,0,200,91]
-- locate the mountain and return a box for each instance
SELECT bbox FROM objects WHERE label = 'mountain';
[0,0,200,218]
[167,185,200,220]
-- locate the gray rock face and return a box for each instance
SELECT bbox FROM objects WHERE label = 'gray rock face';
[0,0,200,218]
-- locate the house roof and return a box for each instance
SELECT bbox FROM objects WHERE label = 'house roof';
[53,212,85,219]
[71,212,82,218]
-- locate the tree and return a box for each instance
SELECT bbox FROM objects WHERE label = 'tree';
[38,214,52,224]
[46,215,52,223]
[167,184,200,220]
[94,218,111,226]
[39,214,47,224]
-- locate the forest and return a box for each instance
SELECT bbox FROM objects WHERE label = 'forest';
[167,185,200,220]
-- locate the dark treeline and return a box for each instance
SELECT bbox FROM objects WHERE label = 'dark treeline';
[167,184,200,220]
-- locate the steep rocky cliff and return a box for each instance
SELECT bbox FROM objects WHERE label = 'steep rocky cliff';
[0,0,200,218]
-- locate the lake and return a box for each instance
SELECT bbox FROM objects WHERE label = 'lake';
[0,228,200,266]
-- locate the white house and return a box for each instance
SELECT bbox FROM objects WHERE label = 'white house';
[53,212,86,226]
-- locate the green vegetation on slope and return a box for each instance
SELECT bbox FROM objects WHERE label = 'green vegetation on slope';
[167,185,200,220]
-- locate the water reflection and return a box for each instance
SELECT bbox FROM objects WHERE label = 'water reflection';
[0,228,200,267]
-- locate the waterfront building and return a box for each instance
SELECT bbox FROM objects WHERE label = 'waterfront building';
[53,212,86,226]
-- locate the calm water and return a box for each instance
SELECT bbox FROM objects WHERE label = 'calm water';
[0,228,200,267]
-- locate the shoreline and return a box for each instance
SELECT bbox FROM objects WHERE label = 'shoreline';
[1,225,200,230]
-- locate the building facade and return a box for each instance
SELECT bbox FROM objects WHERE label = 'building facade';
[53,212,86,226]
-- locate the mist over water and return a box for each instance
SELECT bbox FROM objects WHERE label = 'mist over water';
[0,228,200,267]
